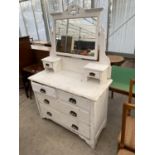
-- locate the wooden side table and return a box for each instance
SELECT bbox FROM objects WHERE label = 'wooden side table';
[22,64,44,98]
[107,55,125,65]
[109,66,135,98]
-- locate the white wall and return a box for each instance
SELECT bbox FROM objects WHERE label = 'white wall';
[108,0,135,54]
[95,0,108,36]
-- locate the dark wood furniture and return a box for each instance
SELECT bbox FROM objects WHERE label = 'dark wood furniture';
[31,44,51,53]
[107,55,125,65]
[19,36,49,98]
[31,40,51,47]
[19,36,35,73]
[57,36,72,53]
[19,36,35,97]
[22,64,44,98]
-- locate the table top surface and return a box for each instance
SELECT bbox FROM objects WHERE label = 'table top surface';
[84,63,108,71]
[23,64,44,74]
[31,45,51,52]
[29,70,112,101]
[31,40,49,45]
[107,55,125,64]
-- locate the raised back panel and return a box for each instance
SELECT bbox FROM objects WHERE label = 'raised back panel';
[61,56,91,73]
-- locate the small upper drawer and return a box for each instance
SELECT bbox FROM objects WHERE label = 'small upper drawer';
[86,70,100,79]
[57,90,91,111]
[43,61,53,69]
[42,56,61,72]
[31,82,56,98]
[84,63,108,83]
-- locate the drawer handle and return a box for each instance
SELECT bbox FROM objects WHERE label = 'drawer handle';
[46,63,49,67]
[40,88,46,94]
[44,99,49,104]
[71,124,78,130]
[46,112,52,116]
[70,111,77,117]
[89,72,95,77]
[69,98,76,104]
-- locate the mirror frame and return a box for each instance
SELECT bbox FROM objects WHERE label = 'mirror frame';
[50,5,103,60]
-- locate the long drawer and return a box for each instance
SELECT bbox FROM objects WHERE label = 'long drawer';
[32,82,56,98]
[40,104,90,139]
[36,93,90,125]
[57,89,91,112]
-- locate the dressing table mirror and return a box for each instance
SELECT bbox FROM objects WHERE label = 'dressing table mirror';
[29,5,112,148]
[55,17,97,59]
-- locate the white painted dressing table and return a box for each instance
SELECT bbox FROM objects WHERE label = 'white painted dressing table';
[29,5,112,148]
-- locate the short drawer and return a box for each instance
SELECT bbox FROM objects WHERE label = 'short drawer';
[40,103,61,123]
[57,90,91,111]
[42,56,61,72]
[31,82,56,98]
[43,61,53,70]
[36,93,56,108]
[86,70,100,79]
[40,104,90,139]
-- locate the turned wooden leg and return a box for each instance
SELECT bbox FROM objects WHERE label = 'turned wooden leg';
[28,82,31,99]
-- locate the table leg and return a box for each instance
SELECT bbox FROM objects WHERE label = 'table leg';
[111,91,114,98]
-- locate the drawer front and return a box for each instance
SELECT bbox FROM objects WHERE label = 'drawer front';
[62,114,90,139]
[57,90,91,111]
[56,100,90,125]
[32,82,56,98]
[36,93,90,125]
[36,93,56,108]
[86,70,100,79]
[40,104,90,139]
[43,61,53,69]
[40,103,61,123]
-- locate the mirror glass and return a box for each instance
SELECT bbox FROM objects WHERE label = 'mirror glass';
[56,17,97,57]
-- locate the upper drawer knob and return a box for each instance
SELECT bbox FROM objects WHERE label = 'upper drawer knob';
[89,72,95,77]
[40,88,46,94]
[69,98,76,104]
[45,63,49,67]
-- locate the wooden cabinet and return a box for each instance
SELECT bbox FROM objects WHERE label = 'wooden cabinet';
[57,36,72,53]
